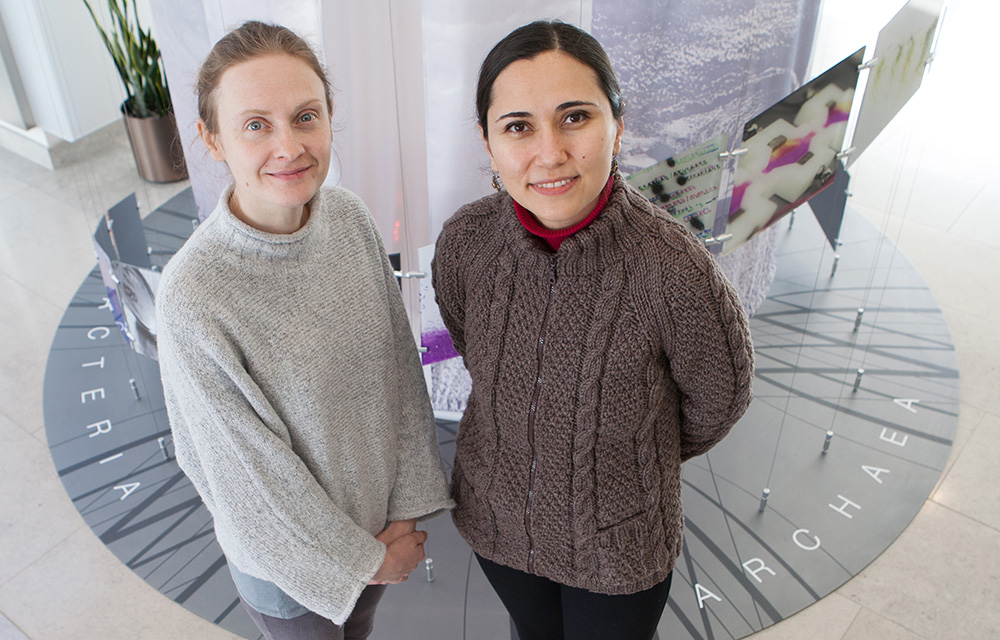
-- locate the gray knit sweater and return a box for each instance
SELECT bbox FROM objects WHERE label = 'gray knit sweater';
[156,185,453,624]
[433,176,753,595]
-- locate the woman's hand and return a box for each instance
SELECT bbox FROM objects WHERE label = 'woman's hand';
[369,529,427,585]
[375,519,417,546]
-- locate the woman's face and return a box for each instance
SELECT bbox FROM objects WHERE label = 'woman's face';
[199,54,332,229]
[483,50,623,230]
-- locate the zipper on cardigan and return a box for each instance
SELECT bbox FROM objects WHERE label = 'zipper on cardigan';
[524,255,557,573]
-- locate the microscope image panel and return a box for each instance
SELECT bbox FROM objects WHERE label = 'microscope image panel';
[722,48,865,256]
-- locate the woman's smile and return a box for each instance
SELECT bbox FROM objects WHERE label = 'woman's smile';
[267,165,314,180]
[531,176,578,192]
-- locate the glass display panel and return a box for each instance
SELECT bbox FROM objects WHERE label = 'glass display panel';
[418,244,459,366]
[625,134,728,241]
[722,48,865,256]
[807,158,851,250]
[849,0,941,167]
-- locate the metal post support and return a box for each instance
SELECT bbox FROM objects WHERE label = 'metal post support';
[424,558,434,583]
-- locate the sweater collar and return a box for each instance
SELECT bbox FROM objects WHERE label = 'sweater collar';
[502,173,644,275]
[514,176,615,251]
[212,184,321,256]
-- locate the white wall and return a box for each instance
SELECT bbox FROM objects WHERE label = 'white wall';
[0,0,161,143]
[320,0,429,258]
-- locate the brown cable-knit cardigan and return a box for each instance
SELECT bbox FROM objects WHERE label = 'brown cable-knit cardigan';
[432,176,754,595]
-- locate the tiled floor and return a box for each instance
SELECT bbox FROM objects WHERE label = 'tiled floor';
[1,1,997,638]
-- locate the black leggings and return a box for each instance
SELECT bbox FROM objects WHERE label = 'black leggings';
[476,554,672,640]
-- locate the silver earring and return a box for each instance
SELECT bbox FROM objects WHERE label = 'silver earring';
[491,172,503,192]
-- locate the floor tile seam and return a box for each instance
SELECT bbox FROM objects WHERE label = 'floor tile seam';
[847,203,899,234]
[0,179,31,203]
[26,419,50,438]
[26,425,49,447]
[843,604,933,640]
[930,456,962,511]
[9,179,112,244]
[1,441,90,533]
[936,306,1000,332]
[932,409,994,500]
[925,497,1000,535]
[958,403,988,432]
[831,600,865,640]
[942,231,1000,255]
[0,608,31,640]
[0,608,36,640]
[943,182,988,236]
[0,406,38,440]
[895,218,1000,255]
[864,212,944,235]
[0,270,73,315]
[17,153,121,199]
[0,523,83,594]
[874,151,929,226]
[954,397,996,420]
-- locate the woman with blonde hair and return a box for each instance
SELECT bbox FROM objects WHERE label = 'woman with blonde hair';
[156,21,452,640]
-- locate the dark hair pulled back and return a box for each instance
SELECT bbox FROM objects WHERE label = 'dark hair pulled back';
[476,20,624,139]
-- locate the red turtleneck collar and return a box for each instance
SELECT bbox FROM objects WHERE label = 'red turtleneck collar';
[514,175,615,251]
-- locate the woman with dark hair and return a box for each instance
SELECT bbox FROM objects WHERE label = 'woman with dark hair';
[156,21,452,640]
[433,20,754,640]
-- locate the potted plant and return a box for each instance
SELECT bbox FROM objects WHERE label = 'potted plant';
[84,0,187,182]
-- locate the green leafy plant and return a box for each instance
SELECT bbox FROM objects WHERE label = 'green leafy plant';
[84,0,171,118]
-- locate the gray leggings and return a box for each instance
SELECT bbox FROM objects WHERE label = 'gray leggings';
[241,584,387,640]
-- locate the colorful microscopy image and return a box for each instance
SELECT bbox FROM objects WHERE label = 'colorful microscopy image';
[92,207,161,361]
[111,261,161,360]
[625,134,728,240]
[418,244,459,366]
[722,48,865,256]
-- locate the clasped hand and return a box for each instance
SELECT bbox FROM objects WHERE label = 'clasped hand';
[369,519,427,585]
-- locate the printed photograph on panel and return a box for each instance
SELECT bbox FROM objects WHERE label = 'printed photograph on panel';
[625,134,728,240]
[417,244,472,413]
[92,212,161,360]
[92,232,128,338]
[722,48,865,256]
[110,262,161,360]
[849,0,941,165]
[418,244,459,366]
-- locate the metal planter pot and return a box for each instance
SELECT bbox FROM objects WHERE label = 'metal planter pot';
[121,105,188,183]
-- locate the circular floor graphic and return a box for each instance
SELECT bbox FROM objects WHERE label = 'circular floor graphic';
[43,190,957,640]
